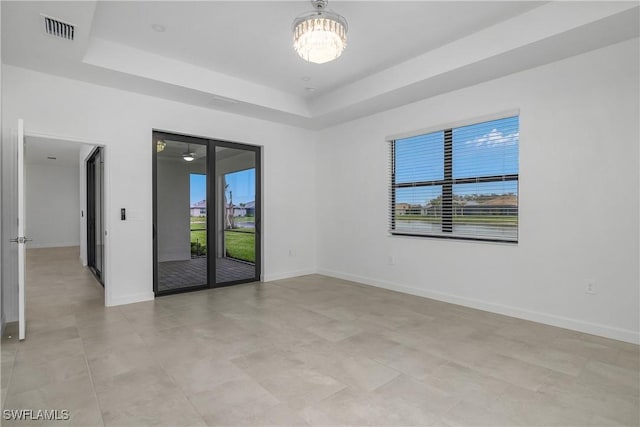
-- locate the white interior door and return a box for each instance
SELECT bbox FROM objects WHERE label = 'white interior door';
[16,119,28,340]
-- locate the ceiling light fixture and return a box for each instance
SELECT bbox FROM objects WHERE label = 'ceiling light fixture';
[293,0,348,64]
[183,144,195,162]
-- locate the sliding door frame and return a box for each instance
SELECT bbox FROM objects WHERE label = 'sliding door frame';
[153,131,211,296]
[152,130,261,296]
[86,146,104,285]
[210,139,262,288]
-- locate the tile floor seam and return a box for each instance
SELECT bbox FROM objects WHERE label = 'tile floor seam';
[141,316,209,426]
[1,339,19,411]
[78,319,107,427]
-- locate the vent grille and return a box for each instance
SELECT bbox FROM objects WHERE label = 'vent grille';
[42,15,75,40]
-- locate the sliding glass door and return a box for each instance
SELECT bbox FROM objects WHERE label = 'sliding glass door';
[87,147,104,284]
[153,132,261,296]
[215,143,261,285]
[154,134,209,294]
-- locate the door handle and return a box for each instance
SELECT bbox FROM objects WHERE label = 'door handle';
[9,237,32,243]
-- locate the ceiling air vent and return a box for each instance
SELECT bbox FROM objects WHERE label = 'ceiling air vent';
[42,15,75,41]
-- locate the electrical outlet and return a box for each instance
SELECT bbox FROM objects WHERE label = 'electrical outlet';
[585,282,596,295]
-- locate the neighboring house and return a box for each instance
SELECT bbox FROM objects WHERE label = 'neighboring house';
[244,201,255,217]
[396,202,423,215]
[423,203,440,216]
[422,196,518,217]
[227,200,255,217]
[230,204,246,216]
[395,203,411,215]
[461,195,518,216]
[190,200,207,217]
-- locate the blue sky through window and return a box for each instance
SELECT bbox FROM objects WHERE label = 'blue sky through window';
[453,116,519,178]
[190,174,206,205]
[395,131,444,183]
[395,116,519,205]
[190,169,256,205]
[225,168,256,205]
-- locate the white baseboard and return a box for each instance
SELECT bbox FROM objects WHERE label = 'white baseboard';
[263,269,317,283]
[27,242,80,249]
[106,291,154,307]
[317,268,640,345]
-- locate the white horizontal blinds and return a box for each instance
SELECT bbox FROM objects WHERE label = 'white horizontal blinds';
[394,132,444,183]
[451,116,519,241]
[390,115,519,242]
[390,130,446,236]
[452,117,519,178]
[394,186,443,234]
[451,181,518,240]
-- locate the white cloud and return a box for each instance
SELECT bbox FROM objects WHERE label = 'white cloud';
[468,129,519,148]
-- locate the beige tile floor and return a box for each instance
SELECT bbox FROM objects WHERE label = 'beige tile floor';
[1,246,638,426]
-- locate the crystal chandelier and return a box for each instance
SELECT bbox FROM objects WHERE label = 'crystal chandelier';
[292,0,348,64]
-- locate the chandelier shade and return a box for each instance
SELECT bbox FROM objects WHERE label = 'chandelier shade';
[293,0,348,64]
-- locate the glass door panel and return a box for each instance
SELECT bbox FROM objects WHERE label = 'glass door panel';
[155,135,209,294]
[214,144,260,285]
[153,133,260,295]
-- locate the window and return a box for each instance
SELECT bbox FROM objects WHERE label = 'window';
[390,115,519,242]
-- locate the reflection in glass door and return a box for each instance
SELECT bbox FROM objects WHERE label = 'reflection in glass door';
[154,132,261,295]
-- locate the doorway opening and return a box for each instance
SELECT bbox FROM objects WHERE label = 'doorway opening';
[22,136,106,333]
[153,131,261,296]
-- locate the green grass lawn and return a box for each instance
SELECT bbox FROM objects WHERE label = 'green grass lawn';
[190,225,255,263]
[190,217,207,229]
[224,231,255,263]
[191,229,207,243]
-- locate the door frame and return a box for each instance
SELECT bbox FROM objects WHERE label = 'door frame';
[211,139,262,289]
[17,119,26,340]
[86,146,105,285]
[1,125,110,338]
[153,131,211,296]
[152,130,262,296]
[21,131,110,304]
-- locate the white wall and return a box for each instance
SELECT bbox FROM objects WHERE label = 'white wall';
[2,65,318,314]
[25,163,80,248]
[316,38,640,344]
